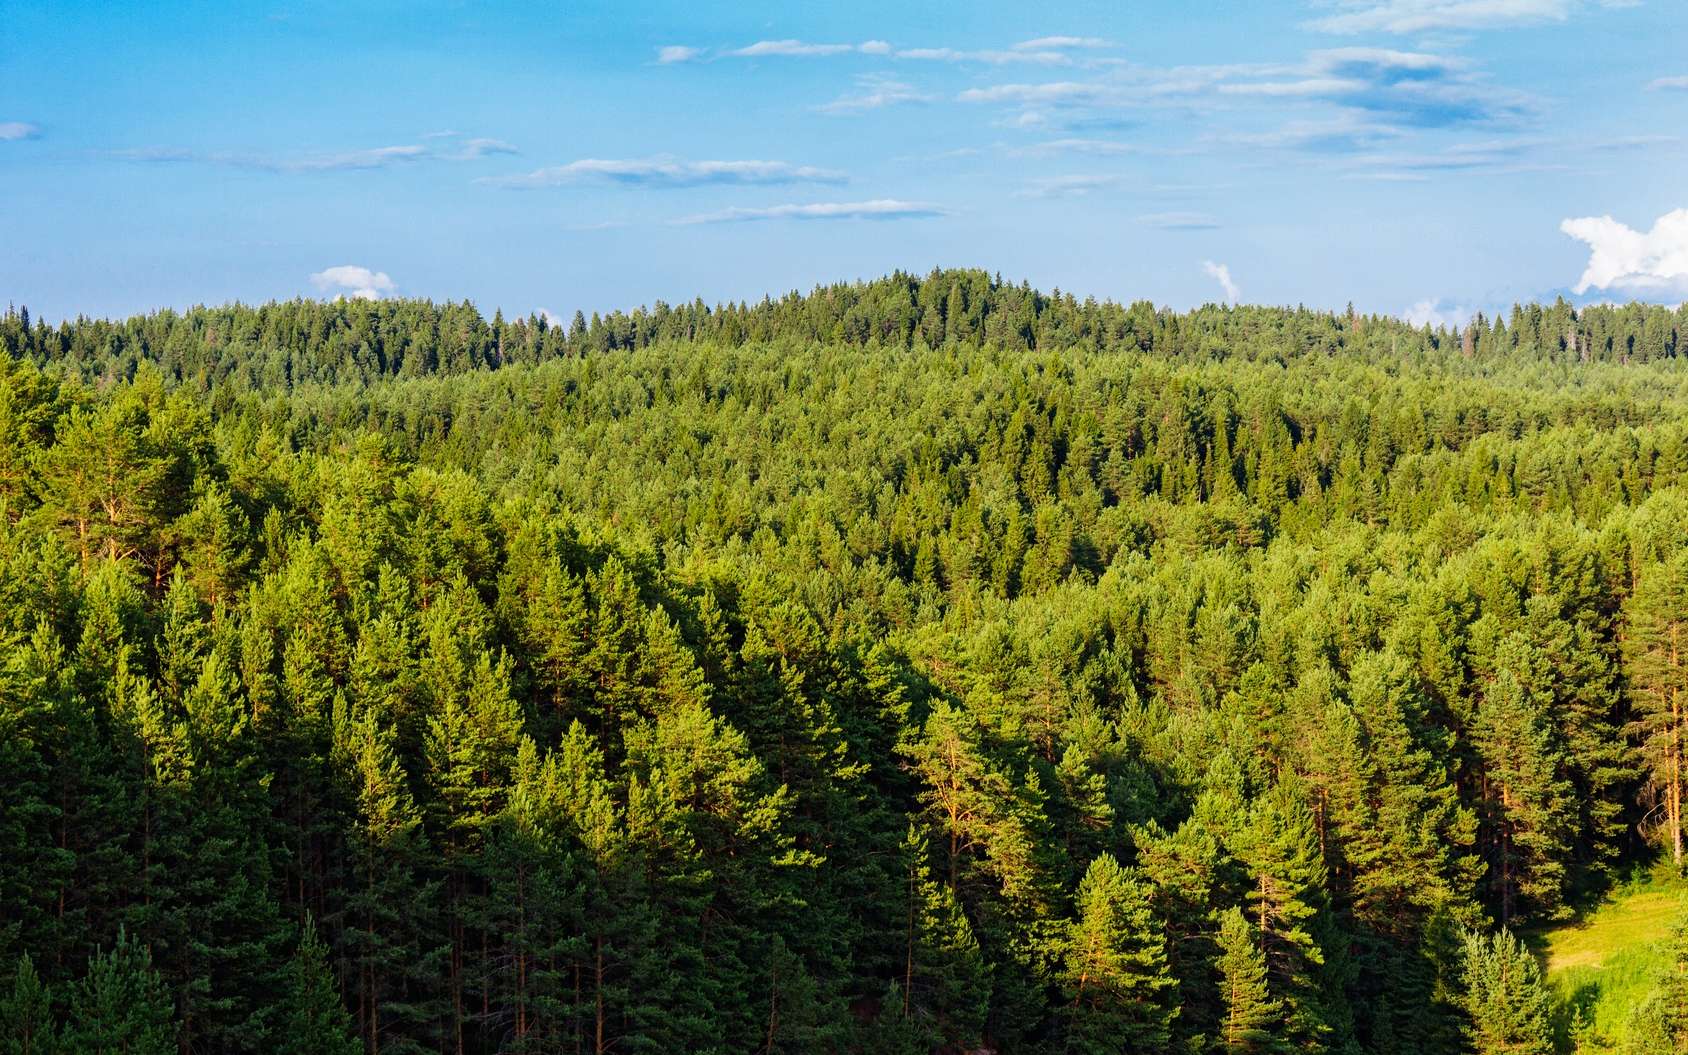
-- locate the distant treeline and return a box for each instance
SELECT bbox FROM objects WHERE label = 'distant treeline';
[7,269,1687,391]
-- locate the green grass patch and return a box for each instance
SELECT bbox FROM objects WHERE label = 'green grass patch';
[1537,869,1686,1052]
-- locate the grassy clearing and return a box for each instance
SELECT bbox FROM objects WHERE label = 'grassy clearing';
[1537,869,1685,1052]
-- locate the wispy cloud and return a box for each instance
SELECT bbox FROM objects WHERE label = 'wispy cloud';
[958,81,1121,107]
[1140,211,1220,229]
[1561,207,1688,296]
[0,121,41,142]
[1219,48,1533,128]
[1342,136,1555,179]
[730,39,889,57]
[656,45,702,64]
[1014,137,1139,156]
[1202,260,1240,303]
[1587,134,1682,150]
[1648,75,1688,92]
[112,132,513,172]
[1222,116,1405,152]
[895,47,1073,66]
[686,37,1119,67]
[817,75,933,114]
[1014,36,1112,50]
[446,138,518,160]
[674,199,944,224]
[960,47,1532,134]
[482,157,846,189]
[1308,0,1630,35]
[310,265,395,301]
[1016,174,1126,198]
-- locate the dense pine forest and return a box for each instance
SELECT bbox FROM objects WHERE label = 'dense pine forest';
[6,268,1688,1054]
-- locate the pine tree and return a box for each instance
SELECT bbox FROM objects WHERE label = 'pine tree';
[1057,853,1177,1054]
[276,916,359,1055]
[1230,780,1338,1050]
[475,738,587,1053]
[33,396,173,572]
[0,954,56,1055]
[176,481,251,609]
[1215,907,1281,1055]
[340,707,446,1055]
[61,929,177,1055]
[1458,928,1552,1055]
[1471,642,1575,925]
[1623,553,1688,869]
[895,825,990,1052]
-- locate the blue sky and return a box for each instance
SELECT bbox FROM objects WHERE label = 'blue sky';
[4,0,1687,324]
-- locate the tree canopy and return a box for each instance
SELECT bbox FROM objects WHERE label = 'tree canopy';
[3,272,1688,1052]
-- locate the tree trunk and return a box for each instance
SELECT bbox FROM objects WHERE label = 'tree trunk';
[594,937,607,1055]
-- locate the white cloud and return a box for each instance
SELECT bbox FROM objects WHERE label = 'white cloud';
[0,121,41,141]
[1015,36,1112,50]
[817,75,933,114]
[731,39,871,57]
[1560,207,1688,296]
[896,46,1071,65]
[711,35,1117,66]
[447,138,519,160]
[1015,137,1138,156]
[674,199,944,224]
[1648,76,1688,92]
[1202,260,1240,303]
[538,308,564,327]
[1400,298,1474,328]
[310,265,396,301]
[1308,0,1628,34]
[482,157,845,188]
[656,45,702,64]
[958,81,1118,106]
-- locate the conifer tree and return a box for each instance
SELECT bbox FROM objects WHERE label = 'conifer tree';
[1230,780,1337,1049]
[276,916,359,1055]
[1623,553,1688,868]
[1471,646,1575,924]
[1458,928,1551,1055]
[61,929,177,1055]
[1215,907,1281,1055]
[1057,853,1177,1054]
[340,707,445,1054]
[896,826,991,1052]
[0,954,56,1055]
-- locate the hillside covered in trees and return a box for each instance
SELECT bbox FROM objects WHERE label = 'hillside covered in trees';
[4,269,1688,1054]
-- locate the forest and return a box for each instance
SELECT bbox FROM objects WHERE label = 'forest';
[3,268,1688,1054]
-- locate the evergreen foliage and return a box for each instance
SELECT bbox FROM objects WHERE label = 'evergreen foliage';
[2,273,1688,1051]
